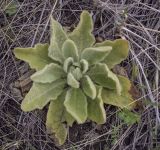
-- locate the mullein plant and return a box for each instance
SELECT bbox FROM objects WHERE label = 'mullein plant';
[14,11,136,145]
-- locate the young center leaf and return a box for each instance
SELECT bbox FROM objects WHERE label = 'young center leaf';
[72,67,82,81]
[67,73,80,88]
[68,11,95,52]
[62,39,79,61]
[80,59,89,74]
[95,39,129,69]
[81,75,96,99]
[14,43,53,71]
[63,57,74,73]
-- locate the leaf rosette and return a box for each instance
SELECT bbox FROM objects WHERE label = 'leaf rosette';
[14,11,136,145]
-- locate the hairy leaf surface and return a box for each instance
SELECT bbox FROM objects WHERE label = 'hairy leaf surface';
[14,43,52,71]
[80,59,89,74]
[68,11,95,52]
[67,73,80,88]
[88,63,122,95]
[31,63,65,83]
[72,68,82,81]
[46,93,67,145]
[95,39,129,68]
[102,76,135,109]
[64,88,87,123]
[21,79,66,111]
[48,42,63,63]
[62,39,79,61]
[63,57,74,73]
[88,87,106,124]
[81,46,112,65]
[48,17,68,63]
[81,75,96,99]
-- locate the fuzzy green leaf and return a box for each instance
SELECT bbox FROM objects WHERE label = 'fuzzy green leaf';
[46,91,75,145]
[21,79,66,111]
[64,88,87,123]
[62,39,79,61]
[102,76,136,109]
[72,68,82,81]
[87,86,106,124]
[81,75,96,99]
[81,46,112,65]
[31,63,65,83]
[48,17,68,63]
[95,39,129,68]
[50,17,68,49]
[67,73,80,88]
[118,109,140,125]
[63,57,74,73]
[88,63,122,95]
[80,59,89,74]
[14,43,52,71]
[63,109,75,127]
[48,42,63,63]
[68,11,95,52]
[46,93,67,145]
